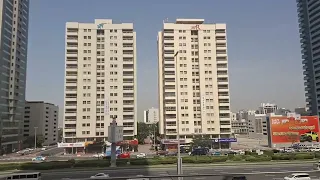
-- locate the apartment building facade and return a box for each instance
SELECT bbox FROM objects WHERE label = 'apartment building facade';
[297,0,320,116]
[0,0,30,154]
[63,19,137,143]
[158,19,231,146]
[24,101,59,145]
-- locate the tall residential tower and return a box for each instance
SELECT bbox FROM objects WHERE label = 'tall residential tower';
[158,19,232,147]
[0,0,30,153]
[63,19,137,143]
[297,0,320,116]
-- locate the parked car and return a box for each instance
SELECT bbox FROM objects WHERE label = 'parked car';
[156,150,168,156]
[118,152,130,159]
[136,153,146,158]
[190,148,208,156]
[93,153,105,158]
[165,151,177,156]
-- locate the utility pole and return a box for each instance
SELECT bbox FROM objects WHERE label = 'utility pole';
[110,118,117,167]
[153,124,156,148]
[174,51,183,180]
[34,127,38,150]
[108,117,123,167]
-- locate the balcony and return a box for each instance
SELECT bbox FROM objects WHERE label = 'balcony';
[123,36,133,43]
[66,35,78,42]
[122,29,133,35]
[66,42,78,50]
[123,57,134,63]
[123,78,134,84]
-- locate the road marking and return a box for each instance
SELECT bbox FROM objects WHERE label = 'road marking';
[265,174,275,176]
[159,174,169,176]
[214,169,223,171]
[245,168,253,170]
[190,172,198,175]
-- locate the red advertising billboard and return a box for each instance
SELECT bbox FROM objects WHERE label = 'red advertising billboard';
[270,116,319,143]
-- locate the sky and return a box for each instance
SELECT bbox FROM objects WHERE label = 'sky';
[26,0,305,126]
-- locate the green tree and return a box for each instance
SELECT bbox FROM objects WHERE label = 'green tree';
[23,135,45,148]
[191,135,212,148]
[137,122,150,144]
[149,122,161,144]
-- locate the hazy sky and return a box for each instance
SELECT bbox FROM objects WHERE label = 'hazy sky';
[26,0,305,126]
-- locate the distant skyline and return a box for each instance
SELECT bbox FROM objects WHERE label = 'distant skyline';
[25,0,305,126]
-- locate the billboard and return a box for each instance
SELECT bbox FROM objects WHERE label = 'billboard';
[270,116,319,143]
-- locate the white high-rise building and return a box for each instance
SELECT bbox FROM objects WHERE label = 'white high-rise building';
[63,19,137,143]
[143,107,159,124]
[158,19,232,145]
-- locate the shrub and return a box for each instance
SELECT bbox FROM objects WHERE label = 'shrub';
[231,155,244,161]
[74,160,110,167]
[271,153,294,160]
[116,159,129,166]
[294,153,314,160]
[263,150,274,156]
[130,159,150,165]
[20,161,73,170]
[0,163,20,171]
[245,155,271,162]
[211,156,228,162]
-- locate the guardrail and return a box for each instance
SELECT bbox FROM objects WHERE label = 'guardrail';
[62,173,250,180]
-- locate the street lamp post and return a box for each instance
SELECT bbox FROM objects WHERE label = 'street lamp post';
[153,124,156,148]
[174,51,182,178]
[34,127,38,150]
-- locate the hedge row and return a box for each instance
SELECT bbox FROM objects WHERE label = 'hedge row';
[1,152,320,170]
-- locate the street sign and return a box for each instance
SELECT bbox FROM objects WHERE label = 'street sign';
[108,126,123,143]
[212,138,237,143]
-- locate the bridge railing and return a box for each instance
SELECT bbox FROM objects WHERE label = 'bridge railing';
[63,173,247,180]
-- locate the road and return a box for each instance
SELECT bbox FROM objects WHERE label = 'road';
[15,162,320,180]
[0,147,65,162]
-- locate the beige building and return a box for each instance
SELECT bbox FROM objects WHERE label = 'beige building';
[158,19,231,145]
[63,19,137,143]
[24,101,59,145]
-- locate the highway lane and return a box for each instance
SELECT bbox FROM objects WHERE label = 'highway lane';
[16,163,320,180]
[36,146,64,156]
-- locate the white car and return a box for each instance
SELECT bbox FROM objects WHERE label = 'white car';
[284,173,311,180]
[136,153,146,158]
[90,173,109,179]
[32,156,46,161]
[92,153,105,158]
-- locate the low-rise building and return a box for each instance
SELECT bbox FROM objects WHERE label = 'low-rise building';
[231,120,248,134]
[24,101,59,145]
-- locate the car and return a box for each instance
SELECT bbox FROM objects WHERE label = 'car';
[284,173,311,180]
[165,151,177,156]
[118,152,130,159]
[90,173,109,179]
[136,153,146,158]
[156,150,167,156]
[222,176,247,180]
[92,153,105,158]
[300,131,319,142]
[32,156,46,161]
